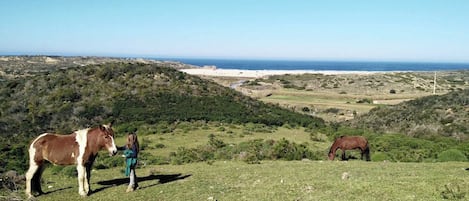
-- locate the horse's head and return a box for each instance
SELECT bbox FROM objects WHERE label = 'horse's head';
[328,151,335,160]
[98,123,117,156]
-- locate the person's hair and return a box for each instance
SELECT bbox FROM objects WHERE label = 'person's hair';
[126,133,140,153]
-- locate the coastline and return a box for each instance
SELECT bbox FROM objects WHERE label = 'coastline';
[180,68,387,78]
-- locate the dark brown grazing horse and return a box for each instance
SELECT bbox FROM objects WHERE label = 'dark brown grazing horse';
[328,136,370,161]
[25,123,117,198]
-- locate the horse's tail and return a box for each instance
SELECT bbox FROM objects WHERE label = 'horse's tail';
[364,140,371,161]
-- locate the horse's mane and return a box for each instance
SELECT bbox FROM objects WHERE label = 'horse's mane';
[329,136,346,153]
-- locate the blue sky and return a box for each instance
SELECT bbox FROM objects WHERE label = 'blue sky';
[1,0,468,62]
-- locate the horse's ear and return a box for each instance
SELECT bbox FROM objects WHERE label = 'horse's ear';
[108,120,114,128]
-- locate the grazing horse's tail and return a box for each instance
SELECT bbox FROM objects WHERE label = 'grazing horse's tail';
[364,141,371,161]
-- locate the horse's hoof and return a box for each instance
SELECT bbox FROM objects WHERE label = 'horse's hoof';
[126,186,134,193]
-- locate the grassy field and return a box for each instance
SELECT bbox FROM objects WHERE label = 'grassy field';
[259,89,378,121]
[8,161,469,201]
[133,124,330,158]
[3,125,469,201]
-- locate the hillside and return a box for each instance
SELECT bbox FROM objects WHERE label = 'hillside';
[0,59,324,142]
[0,55,197,74]
[345,89,469,139]
[200,70,469,122]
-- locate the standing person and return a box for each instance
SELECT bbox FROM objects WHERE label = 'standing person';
[122,132,139,192]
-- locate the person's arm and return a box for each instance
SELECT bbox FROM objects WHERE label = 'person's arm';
[117,145,126,151]
[124,149,134,158]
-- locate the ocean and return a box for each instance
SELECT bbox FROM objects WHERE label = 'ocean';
[163,58,469,72]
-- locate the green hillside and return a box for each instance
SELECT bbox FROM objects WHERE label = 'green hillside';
[0,62,323,138]
[345,89,469,139]
[0,61,324,172]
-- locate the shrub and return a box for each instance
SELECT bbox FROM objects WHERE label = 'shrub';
[208,134,226,149]
[324,108,340,114]
[242,152,261,164]
[309,133,327,142]
[356,98,373,104]
[272,138,314,160]
[440,182,467,200]
[168,137,320,165]
[438,149,467,162]
[169,147,199,165]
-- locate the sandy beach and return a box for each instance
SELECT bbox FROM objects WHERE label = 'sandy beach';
[180,68,381,78]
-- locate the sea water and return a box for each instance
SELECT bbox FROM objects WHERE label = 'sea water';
[161,58,469,72]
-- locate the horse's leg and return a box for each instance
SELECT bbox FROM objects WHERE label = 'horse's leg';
[84,163,93,195]
[83,167,89,195]
[77,164,87,196]
[84,155,97,195]
[25,161,39,198]
[33,164,46,195]
[341,149,346,160]
[365,146,371,161]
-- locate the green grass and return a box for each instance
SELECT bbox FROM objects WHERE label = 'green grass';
[4,124,469,200]
[259,89,376,121]
[9,161,469,201]
[135,125,331,158]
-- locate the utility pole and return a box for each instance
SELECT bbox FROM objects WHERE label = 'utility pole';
[433,71,436,94]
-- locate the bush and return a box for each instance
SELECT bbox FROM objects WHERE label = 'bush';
[356,98,373,104]
[438,149,467,162]
[168,137,320,165]
[272,138,314,160]
[324,108,340,114]
[440,182,468,200]
[170,147,199,165]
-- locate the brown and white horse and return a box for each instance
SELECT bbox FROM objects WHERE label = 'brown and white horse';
[25,123,118,198]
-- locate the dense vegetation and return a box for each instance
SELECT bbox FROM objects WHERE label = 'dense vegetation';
[0,62,324,173]
[346,89,469,139]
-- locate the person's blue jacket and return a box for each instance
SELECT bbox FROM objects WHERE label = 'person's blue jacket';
[124,144,138,176]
